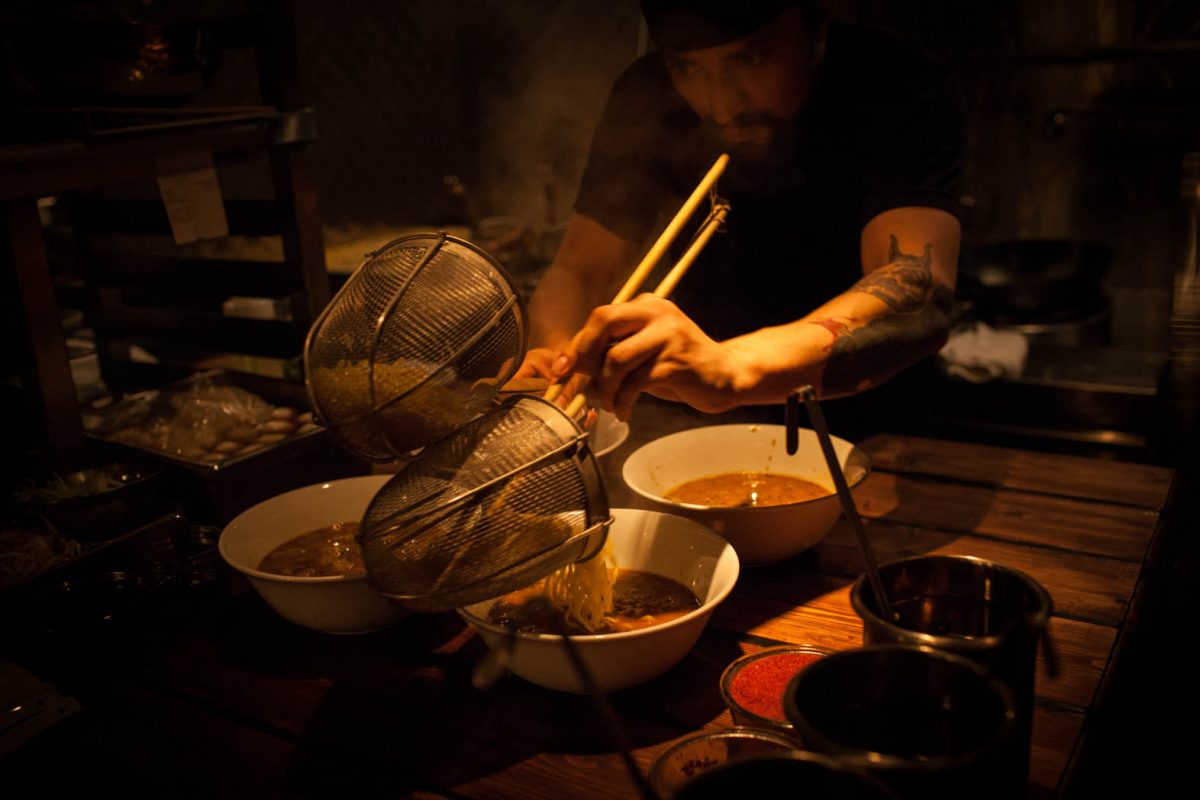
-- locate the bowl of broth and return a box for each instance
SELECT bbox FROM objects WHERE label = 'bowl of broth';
[218,475,408,634]
[458,507,739,693]
[622,425,870,565]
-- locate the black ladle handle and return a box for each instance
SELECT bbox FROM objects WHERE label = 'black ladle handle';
[559,634,657,800]
[789,386,895,622]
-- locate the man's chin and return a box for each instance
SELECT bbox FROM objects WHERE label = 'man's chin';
[721,129,772,152]
[724,138,772,163]
[721,139,790,191]
[701,119,795,190]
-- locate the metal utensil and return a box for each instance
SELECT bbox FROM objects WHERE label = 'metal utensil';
[304,231,527,461]
[358,394,610,611]
[305,231,608,611]
[787,386,894,621]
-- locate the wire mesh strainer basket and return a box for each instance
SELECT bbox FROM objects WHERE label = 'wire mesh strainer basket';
[303,229,609,610]
[359,394,610,611]
[304,232,526,461]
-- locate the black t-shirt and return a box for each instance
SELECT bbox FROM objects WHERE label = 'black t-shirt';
[574,23,966,342]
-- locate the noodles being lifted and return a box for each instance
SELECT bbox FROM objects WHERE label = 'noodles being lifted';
[487,544,702,636]
[541,543,617,632]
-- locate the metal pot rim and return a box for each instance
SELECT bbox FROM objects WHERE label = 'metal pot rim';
[847,554,1053,651]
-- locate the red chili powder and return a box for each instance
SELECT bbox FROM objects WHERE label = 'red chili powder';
[728,651,825,722]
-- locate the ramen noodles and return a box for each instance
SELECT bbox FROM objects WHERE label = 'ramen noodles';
[487,568,700,635]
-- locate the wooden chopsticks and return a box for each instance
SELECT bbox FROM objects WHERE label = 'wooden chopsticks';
[543,153,731,419]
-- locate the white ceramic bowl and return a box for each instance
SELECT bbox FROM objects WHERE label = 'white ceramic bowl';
[622,424,870,566]
[219,475,408,634]
[589,409,630,458]
[459,508,739,693]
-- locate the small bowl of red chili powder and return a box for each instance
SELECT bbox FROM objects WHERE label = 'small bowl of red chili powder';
[720,644,834,733]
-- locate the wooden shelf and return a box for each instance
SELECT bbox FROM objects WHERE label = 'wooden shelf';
[2,111,329,470]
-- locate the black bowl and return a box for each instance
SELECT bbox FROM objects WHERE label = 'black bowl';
[29,462,169,542]
[783,645,1021,800]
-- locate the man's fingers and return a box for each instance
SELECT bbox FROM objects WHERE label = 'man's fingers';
[543,370,590,411]
[501,376,550,393]
[591,326,663,408]
[566,304,656,379]
[560,296,687,416]
[612,357,656,422]
[517,348,562,379]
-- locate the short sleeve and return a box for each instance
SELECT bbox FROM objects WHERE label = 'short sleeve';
[859,64,966,226]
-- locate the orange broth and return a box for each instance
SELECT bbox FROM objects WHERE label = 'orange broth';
[665,471,828,508]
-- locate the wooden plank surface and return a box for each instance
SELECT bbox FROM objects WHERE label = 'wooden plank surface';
[853,471,1159,561]
[862,434,1173,510]
[445,704,1086,800]
[3,676,299,795]
[127,573,1117,797]
[815,518,1141,625]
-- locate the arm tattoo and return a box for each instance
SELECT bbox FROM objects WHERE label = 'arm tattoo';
[813,234,955,397]
[850,236,934,312]
[807,316,857,339]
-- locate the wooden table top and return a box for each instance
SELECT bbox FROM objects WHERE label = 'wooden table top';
[4,419,1176,797]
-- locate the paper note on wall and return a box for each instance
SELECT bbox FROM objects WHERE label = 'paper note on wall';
[155,150,229,245]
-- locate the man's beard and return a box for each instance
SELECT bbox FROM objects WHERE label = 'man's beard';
[702,112,800,194]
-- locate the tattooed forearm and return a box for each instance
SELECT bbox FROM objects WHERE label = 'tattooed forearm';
[849,235,935,312]
[820,284,954,395]
[807,316,857,339]
[812,235,955,397]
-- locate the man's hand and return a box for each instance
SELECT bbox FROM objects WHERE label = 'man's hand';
[518,213,644,412]
[514,346,565,382]
[514,346,590,409]
[560,294,751,420]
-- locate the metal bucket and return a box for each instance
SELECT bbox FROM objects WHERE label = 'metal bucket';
[783,644,1020,800]
[849,555,1053,785]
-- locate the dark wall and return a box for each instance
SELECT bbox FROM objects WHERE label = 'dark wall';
[284,0,643,229]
